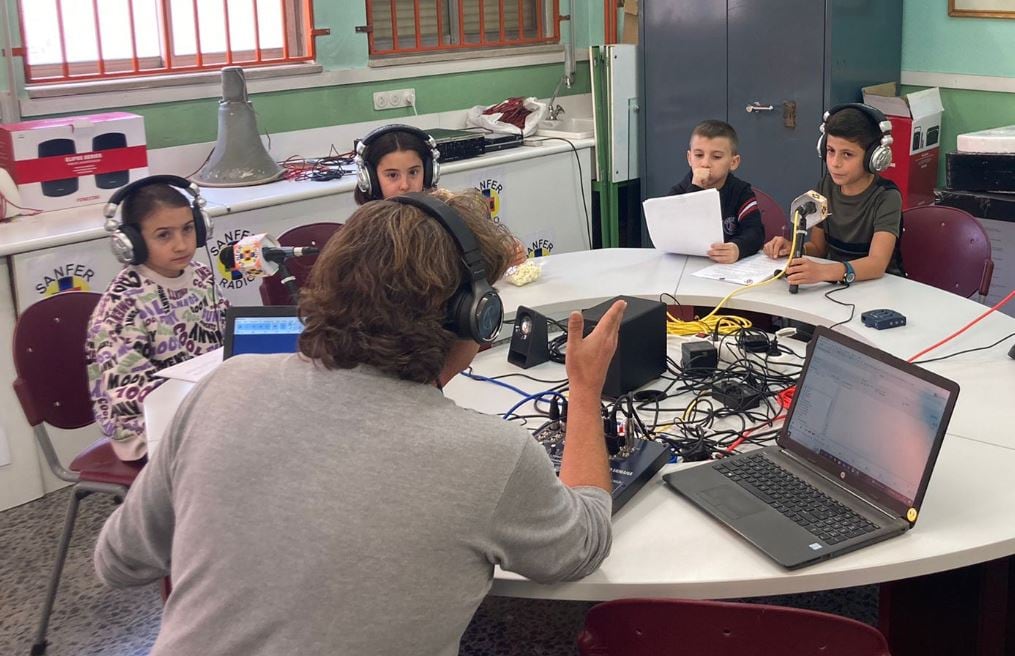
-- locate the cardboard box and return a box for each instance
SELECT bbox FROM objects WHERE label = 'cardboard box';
[621,0,638,45]
[0,112,148,214]
[862,84,944,209]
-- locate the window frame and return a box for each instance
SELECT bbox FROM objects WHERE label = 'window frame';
[365,0,561,59]
[16,0,321,86]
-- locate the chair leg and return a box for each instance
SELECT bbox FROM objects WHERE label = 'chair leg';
[31,487,87,656]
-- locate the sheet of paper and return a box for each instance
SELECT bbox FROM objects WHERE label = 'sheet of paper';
[691,252,782,286]
[154,347,223,383]
[643,188,725,257]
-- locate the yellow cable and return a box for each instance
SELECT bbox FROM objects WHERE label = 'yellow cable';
[695,208,803,323]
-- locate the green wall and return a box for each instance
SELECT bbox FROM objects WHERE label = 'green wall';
[5,0,597,147]
[901,0,1015,184]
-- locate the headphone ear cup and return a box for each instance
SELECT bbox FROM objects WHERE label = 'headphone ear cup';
[446,287,475,341]
[192,204,209,247]
[867,141,892,173]
[118,223,147,265]
[430,157,441,188]
[355,154,372,195]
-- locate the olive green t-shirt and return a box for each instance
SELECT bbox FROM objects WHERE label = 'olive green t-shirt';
[815,174,903,275]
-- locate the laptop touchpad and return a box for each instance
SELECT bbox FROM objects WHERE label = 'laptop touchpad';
[701,485,766,520]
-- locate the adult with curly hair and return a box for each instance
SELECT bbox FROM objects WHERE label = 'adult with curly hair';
[94,188,626,655]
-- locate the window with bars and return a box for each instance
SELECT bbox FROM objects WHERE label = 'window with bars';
[16,0,319,85]
[366,1,560,57]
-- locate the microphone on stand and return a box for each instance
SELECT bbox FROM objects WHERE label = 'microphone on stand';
[218,234,320,305]
[787,191,830,294]
[218,234,320,276]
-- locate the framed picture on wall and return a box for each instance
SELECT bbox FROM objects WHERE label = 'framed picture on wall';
[949,0,1015,18]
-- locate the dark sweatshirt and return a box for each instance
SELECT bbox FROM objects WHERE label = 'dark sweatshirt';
[669,172,764,259]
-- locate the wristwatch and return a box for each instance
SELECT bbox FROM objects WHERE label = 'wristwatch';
[841,261,856,285]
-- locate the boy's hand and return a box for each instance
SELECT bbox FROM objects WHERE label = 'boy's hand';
[784,257,838,285]
[763,236,791,259]
[691,167,711,188]
[707,242,739,264]
[565,300,626,392]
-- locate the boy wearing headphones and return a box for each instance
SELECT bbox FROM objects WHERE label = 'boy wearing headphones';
[86,177,228,462]
[763,105,903,285]
[94,189,624,654]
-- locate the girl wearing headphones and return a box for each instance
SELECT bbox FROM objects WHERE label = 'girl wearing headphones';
[355,125,528,265]
[86,178,229,462]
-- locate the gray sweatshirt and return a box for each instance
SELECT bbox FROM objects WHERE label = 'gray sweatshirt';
[94,354,612,655]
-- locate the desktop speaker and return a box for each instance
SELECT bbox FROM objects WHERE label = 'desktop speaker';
[507,306,550,369]
[582,296,666,398]
[93,132,130,189]
[38,138,78,197]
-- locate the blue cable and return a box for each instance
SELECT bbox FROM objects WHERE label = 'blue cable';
[460,370,530,397]
[503,390,566,420]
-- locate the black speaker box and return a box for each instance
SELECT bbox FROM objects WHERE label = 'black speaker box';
[507,306,550,369]
[582,295,666,398]
[93,132,130,189]
[38,138,78,197]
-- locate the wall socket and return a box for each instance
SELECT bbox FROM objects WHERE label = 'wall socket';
[373,88,416,110]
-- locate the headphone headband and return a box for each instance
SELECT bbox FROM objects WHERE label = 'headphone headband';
[388,192,501,344]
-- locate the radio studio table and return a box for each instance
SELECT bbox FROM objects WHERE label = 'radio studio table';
[144,249,1015,606]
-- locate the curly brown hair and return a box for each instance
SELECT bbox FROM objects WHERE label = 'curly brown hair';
[298,188,516,383]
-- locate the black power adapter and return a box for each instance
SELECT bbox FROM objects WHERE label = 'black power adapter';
[681,341,717,377]
[711,380,762,411]
[738,332,772,354]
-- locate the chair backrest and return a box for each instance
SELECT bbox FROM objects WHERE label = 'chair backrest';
[577,598,891,656]
[12,291,101,429]
[753,188,788,241]
[900,205,993,299]
[259,222,343,305]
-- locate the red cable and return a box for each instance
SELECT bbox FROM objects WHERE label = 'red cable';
[726,288,1014,454]
[906,288,1015,363]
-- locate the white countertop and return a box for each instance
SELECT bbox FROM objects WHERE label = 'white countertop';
[0,138,593,257]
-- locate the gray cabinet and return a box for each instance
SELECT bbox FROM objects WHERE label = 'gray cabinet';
[638,0,902,236]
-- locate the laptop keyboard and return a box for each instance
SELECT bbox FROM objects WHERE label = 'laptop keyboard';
[715,454,881,545]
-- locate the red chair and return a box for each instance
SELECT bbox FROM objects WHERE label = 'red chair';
[259,222,342,305]
[901,205,994,302]
[577,598,891,655]
[12,291,144,656]
[753,188,788,241]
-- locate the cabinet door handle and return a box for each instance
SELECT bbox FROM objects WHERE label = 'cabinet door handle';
[746,102,774,113]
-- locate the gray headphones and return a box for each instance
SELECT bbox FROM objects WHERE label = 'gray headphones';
[354,125,441,200]
[817,103,894,174]
[102,175,212,265]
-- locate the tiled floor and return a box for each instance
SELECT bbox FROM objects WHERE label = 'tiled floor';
[1,488,877,655]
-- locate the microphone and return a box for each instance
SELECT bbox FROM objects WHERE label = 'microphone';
[787,191,829,294]
[218,234,319,277]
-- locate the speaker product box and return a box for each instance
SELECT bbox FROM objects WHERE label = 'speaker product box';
[582,295,666,398]
[863,84,943,210]
[0,112,148,214]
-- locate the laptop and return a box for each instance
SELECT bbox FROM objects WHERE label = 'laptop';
[663,326,960,569]
[222,306,304,359]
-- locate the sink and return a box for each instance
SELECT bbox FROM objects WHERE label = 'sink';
[535,117,595,139]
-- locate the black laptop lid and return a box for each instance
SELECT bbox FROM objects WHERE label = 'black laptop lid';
[779,327,959,524]
[223,306,304,359]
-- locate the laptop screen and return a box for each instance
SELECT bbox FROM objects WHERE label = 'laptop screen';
[223,307,304,359]
[782,329,958,515]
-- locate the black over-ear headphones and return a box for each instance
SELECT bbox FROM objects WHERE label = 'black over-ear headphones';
[355,124,441,201]
[388,192,503,345]
[817,103,894,174]
[102,174,213,265]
